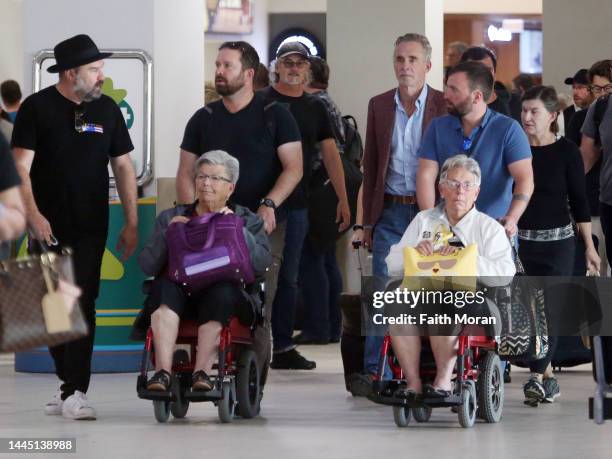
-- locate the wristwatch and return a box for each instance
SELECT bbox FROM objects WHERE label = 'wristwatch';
[259,198,277,210]
[352,224,364,232]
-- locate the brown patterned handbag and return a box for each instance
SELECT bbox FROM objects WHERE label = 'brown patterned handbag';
[0,249,88,352]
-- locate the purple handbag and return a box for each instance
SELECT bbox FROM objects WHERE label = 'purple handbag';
[166,212,255,292]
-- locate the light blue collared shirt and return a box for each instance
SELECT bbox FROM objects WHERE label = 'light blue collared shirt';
[385,84,428,195]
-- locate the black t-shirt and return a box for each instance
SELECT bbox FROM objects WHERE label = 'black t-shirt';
[180,92,301,212]
[11,85,133,239]
[261,87,334,209]
[0,133,20,192]
[519,137,590,230]
[488,95,511,116]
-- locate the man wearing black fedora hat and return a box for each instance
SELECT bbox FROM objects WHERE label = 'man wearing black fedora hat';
[11,34,138,420]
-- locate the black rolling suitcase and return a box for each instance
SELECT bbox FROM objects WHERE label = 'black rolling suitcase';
[339,294,365,392]
[589,336,612,423]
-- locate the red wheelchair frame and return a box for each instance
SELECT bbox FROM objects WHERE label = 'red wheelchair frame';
[137,316,262,424]
[369,333,504,428]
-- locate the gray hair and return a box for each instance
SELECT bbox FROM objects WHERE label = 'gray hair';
[394,33,432,62]
[194,150,240,184]
[448,41,469,55]
[439,154,481,186]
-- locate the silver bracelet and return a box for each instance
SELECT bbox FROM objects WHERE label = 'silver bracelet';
[0,202,6,220]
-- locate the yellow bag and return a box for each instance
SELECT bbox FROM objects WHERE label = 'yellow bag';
[401,244,478,291]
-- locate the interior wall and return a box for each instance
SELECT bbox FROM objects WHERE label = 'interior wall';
[0,0,24,93]
[543,0,611,94]
[204,0,269,84]
[443,0,542,14]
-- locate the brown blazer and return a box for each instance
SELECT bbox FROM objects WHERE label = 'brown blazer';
[362,85,446,228]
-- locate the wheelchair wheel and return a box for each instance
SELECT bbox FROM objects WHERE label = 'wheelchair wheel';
[153,400,170,423]
[412,405,432,423]
[170,375,190,419]
[392,406,411,427]
[458,382,477,428]
[236,349,261,419]
[477,352,504,423]
[218,380,236,423]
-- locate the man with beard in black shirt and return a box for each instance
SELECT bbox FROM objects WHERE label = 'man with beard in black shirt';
[12,34,138,421]
[262,42,350,370]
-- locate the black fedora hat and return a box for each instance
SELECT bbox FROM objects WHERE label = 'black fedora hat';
[47,34,112,73]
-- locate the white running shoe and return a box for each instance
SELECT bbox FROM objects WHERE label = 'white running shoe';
[44,388,63,415]
[61,391,97,420]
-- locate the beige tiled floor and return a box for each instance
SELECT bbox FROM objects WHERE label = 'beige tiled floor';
[1,346,611,459]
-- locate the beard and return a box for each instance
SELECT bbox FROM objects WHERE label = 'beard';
[446,95,473,118]
[215,72,246,96]
[74,74,102,102]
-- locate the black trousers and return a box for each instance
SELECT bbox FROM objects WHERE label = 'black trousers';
[46,235,106,399]
[518,237,575,374]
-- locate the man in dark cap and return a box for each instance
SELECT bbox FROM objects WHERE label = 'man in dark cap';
[12,34,138,420]
[260,42,350,370]
[563,68,595,134]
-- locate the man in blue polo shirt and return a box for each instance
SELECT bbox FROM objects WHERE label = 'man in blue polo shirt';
[417,61,533,235]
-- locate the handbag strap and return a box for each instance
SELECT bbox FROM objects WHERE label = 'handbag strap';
[511,244,526,275]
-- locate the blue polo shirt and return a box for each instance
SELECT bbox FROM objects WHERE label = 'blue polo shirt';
[418,109,531,219]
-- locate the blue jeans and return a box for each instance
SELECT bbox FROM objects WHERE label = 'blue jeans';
[271,208,309,352]
[364,202,418,377]
[299,238,343,340]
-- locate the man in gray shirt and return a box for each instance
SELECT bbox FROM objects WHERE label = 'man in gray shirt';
[581,59,612,270]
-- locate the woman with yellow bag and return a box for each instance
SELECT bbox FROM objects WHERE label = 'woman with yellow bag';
[385,154,515,399]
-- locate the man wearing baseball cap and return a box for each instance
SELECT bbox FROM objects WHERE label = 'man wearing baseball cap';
[563,68,595,134]
[261,41,350,370]
[12,34,138,420]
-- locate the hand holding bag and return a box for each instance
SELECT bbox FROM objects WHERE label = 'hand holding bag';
[0,248,87,352]
[166,212,255,292]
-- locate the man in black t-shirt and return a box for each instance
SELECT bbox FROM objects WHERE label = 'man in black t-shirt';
[0,133,25,242]
[265,42,350,370]
[177,41,302,232]
[12,34,138,421]
[177,41,302,389]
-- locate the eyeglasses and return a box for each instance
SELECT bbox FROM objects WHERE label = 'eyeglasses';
[442,179,478,191]
[417,259,458,270]
[590,84,612,95]
[196,173,232,184]
[74,107,86,133]
[280,59,308,69]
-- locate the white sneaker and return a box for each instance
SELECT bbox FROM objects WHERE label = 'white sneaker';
[44,389,63,415]
[61,391,97,420]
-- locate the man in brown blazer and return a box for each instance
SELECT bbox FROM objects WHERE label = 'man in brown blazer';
[353,33,446,392]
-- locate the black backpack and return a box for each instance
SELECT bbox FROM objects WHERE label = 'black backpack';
[339,115,364,167]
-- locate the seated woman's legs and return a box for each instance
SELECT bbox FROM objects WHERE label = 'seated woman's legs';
[429,335,458,392]
[194,320,223,374]
[192,281,253,391]
[151,305,180,373]
[390,326,422,393]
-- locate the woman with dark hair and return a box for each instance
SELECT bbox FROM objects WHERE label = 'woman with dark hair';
[518,85,600,406]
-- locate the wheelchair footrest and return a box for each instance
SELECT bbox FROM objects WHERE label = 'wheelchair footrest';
[369,392,463,408]
[184,389,223,402]
[137,389,176,402]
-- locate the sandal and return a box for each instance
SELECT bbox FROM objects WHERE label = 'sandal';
[147,369,172,391]
[192,370,213,391]
[394,388,421,401]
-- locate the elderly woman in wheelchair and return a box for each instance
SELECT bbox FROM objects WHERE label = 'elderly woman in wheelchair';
[385,154,515,400]
[138,150,271,393]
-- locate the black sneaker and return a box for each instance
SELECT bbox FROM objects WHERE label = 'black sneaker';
[270,349,316,370]
[542,377,561,403]
[503,363,512,383]
[348,373,374,397]
[523,377,545,406]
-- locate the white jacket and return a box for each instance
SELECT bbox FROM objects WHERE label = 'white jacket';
[386,204,516,285]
